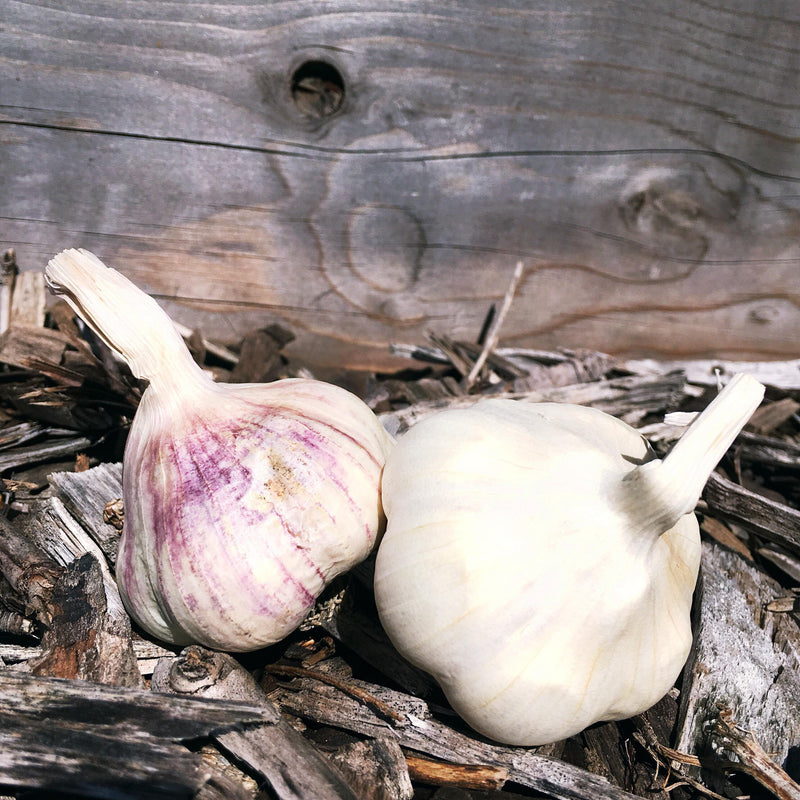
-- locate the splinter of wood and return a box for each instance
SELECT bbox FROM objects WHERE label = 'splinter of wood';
[403,753,509,791]
[153,647,361,800]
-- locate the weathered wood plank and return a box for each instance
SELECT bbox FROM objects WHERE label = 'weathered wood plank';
[3,1,800,369]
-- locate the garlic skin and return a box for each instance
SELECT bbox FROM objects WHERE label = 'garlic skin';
[46,249,393,651]
[374,376,763,745]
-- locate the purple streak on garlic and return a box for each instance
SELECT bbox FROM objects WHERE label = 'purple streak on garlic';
[46,249,393,651]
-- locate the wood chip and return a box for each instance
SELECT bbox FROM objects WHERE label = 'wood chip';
[271,665,645,800]
[700,516,753,561]
[712,708,800,800]
[328,737,413,800]
[0,668,277,798]
[229,324,294,383]
[0,513,63,625]
[29,552,141,687]
[404,753,509,791]
[152,646,362,800]
[703,472,800,556]
[9,270,46,329]
[746,396,800,434]
[676,543,800,768]
[48,462,123,562]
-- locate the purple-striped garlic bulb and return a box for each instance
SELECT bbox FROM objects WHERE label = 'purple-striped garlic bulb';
[45,249,393,651]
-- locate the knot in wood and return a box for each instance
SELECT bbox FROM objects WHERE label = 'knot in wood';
[290,60,344,119]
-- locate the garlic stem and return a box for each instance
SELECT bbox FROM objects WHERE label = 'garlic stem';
[46,249,206,393]
[628,373,764,534]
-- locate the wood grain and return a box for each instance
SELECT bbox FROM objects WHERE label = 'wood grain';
[3,1,800,370]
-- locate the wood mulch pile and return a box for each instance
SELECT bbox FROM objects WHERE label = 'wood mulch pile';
[0,248,798,800]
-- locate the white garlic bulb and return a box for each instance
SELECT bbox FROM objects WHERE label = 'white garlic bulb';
[46,249,393,651]
[374,375,763,745]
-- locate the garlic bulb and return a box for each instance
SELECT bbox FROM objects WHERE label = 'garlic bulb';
[374,375,763,745]
[46,249,393,652]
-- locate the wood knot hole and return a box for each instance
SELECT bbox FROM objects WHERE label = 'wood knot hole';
[290,60,345,119]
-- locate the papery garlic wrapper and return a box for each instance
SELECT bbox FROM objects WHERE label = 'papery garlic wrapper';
[46,249,393,651]
[374,375,764,745]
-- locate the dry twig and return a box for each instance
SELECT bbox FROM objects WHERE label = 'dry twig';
[403,753,509,791]
[465,260,525,389]
[712,708,800,800]
[630,716,729,800]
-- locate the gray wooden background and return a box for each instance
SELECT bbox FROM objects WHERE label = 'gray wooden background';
[2,1,800,372]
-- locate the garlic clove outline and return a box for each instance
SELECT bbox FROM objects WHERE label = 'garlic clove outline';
[46,249,394,652]
[374,374,763,746]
